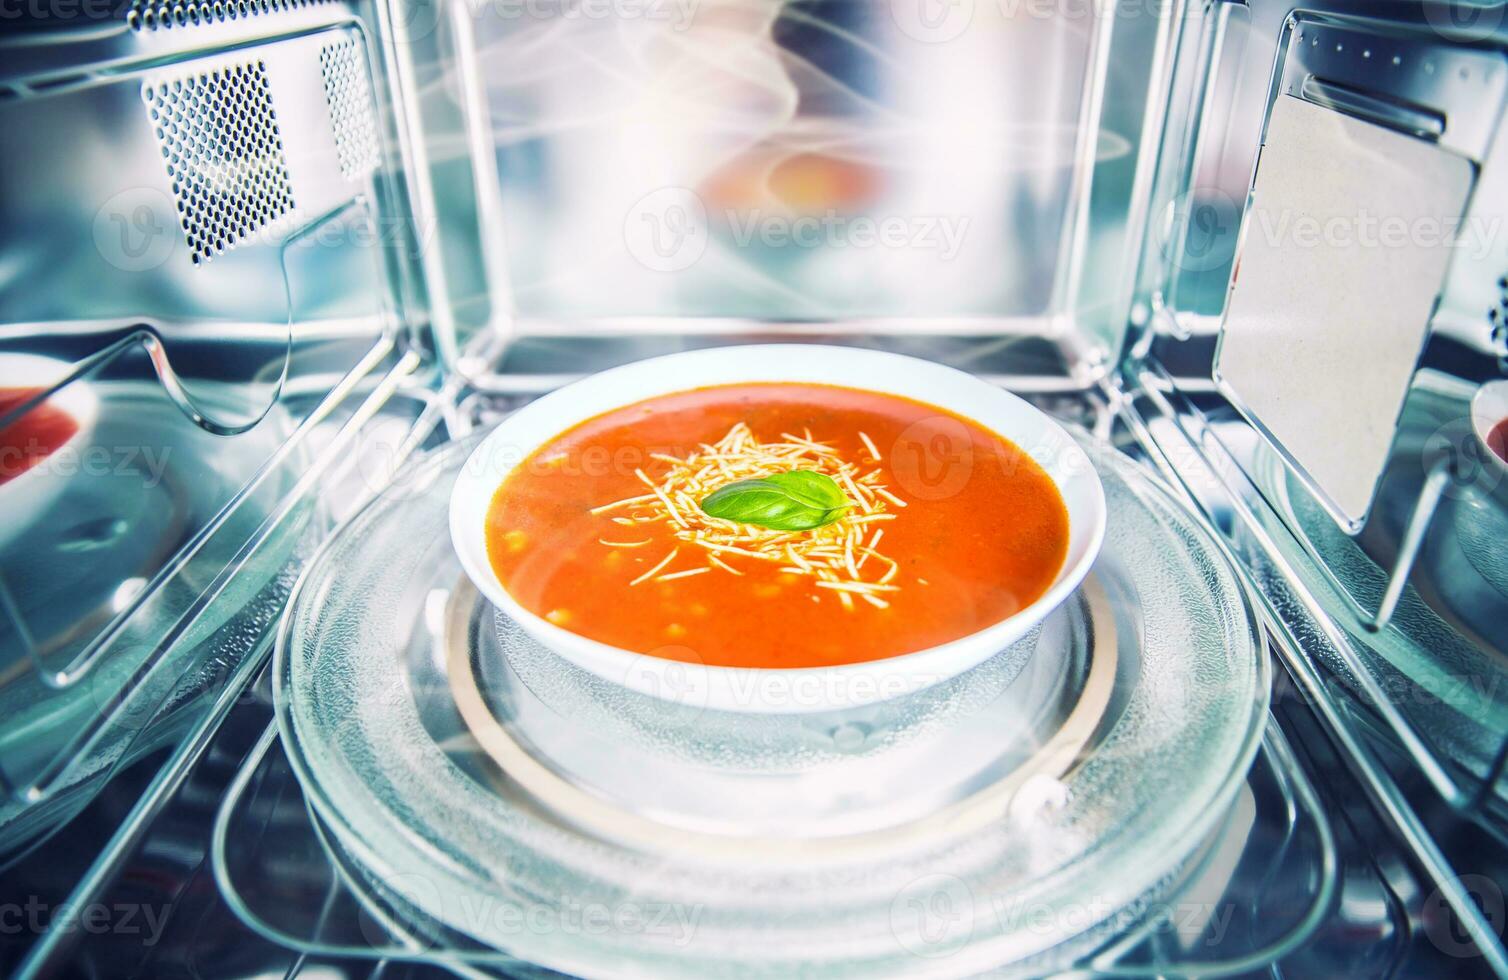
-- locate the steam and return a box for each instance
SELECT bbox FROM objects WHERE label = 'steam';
[436,0,1131,317]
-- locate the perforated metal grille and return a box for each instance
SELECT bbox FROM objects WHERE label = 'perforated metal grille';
[126,0,334,31]
[1490,275,1508,373]
[144,62,295,266]
[320,39,381,181]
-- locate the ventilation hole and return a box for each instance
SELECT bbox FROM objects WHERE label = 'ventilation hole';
[318,38,381,182]
[126,0,333,29]
[1493,276,1508,374]
[143,61,295,267]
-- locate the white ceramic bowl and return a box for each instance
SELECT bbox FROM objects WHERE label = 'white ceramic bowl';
[1473,379,1508,479]
[0,354,98,551]
[450,345,1105,714]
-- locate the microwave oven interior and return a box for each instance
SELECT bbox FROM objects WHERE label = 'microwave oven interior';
[3,0,1508,976]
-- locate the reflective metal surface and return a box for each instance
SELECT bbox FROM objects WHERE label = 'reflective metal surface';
[1130,0,1508,965]
[4,0,1508,974]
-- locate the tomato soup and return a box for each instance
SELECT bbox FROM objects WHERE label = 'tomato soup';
[1488,417,1508,466]
[485,384,1069,669]
[0,388,78,486]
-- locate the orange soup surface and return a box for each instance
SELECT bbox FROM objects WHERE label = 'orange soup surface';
[485,384,1069,669]
[0,388,78,486]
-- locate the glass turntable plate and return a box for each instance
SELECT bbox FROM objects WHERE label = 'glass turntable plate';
[275,433,1267,977]
[1249,427,1508,792]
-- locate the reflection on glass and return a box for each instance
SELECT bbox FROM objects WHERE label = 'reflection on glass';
[455,0,1125,318]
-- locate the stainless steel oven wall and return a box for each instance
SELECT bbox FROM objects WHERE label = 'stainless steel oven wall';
[0,5,432,862]
[1124,0,1508,966]
[403,0,1181,381]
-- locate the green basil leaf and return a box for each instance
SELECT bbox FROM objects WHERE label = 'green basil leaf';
[763,470,849,510]
[699,471,849,531]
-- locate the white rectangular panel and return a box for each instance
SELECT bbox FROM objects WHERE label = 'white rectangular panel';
[1215,94,1474,530]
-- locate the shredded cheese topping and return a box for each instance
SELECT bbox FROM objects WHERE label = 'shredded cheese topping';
[590,422,904,607]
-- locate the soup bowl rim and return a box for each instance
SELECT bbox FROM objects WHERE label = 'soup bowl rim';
[450,344,1106,714]
[0,353,100,549]
[1472,379,1508,477]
